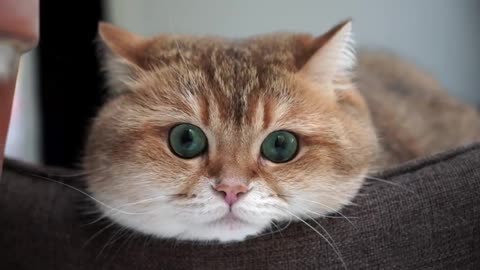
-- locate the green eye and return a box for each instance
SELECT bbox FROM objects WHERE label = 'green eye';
[169,124,207,159]
[261,130,298,163]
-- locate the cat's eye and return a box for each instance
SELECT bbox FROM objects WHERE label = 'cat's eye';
[261,130,298,163]
[169,124,207,159]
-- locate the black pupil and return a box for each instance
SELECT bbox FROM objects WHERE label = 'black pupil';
[181,129,194,148]
[275,135,286,149]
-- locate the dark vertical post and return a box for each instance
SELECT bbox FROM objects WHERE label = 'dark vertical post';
[38,1,105,168]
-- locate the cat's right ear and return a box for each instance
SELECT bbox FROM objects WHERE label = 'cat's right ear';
[97,22,150,94]
[298,20,355,84]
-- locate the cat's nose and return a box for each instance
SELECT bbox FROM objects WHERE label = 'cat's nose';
[213,183,248,206]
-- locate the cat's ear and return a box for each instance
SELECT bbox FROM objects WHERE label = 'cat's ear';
[299,20,355,83]
[98,22,149,66]
[97,22,150,94]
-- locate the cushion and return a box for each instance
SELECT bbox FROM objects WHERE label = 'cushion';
[1,143,480,270]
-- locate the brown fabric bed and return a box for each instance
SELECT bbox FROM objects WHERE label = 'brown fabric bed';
[1,143,480,270]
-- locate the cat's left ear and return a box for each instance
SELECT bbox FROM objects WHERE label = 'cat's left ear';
[97,22,152,94]
[299,19,355,82]
[98,22,149,67]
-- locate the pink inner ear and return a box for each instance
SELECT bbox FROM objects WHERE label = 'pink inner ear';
[98,22,148,66]
[299,20,355,83]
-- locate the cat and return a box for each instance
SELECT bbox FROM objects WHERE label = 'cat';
[83,20,480,243]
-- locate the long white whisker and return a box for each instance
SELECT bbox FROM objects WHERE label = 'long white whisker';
[280,208,348,270]
[83,221,117,248]
[303,207,358,220]
[365,176,415,194]
[115,194,172,207]
[270,220,287,239]
[27,174,156,215]
[299,207,343,259]
[45,167,108,178]
[281,195,355,226]
[254,218,293,239]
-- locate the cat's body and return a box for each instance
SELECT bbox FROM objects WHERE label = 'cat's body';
[356,52,480,167]
[84,21,479,242]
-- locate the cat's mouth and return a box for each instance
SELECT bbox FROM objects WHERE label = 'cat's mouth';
[211,212,250,229]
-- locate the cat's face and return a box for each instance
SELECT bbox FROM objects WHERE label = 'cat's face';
[84,20,378,242]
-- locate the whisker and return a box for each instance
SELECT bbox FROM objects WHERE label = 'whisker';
[270,221,285,239]
[280,207,348,270]
[280,195,355,226]
[303,212,343,263]
[112,229,139,259]
[44,167,108,178]
[304,207,358,220]
[98,193,186,218]
[323,215,359,219]
[297,206,344,259]
[83,221,117,248]
[365,176,415,194]
[102,225,130,250]
[114,194,175,208]
[254,218,293,239]
[81,212,109,227]
[26,173,159,215]
[118,230,138,255]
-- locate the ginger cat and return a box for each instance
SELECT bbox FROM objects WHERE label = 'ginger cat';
[83,20,479,242]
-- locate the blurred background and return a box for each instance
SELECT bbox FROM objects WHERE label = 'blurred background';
[5,0,480,168]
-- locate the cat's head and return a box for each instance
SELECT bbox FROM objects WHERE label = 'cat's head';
[84,20,378,242]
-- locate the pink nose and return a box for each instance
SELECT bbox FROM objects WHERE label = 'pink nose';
[214,184,248,206]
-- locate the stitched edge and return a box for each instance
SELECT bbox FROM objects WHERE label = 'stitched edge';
[373,142,480,179]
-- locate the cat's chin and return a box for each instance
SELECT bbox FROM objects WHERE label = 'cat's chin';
[169,213,268,243]
[103,207,269,243]
[178,222,264,243]
[145,220,266,243]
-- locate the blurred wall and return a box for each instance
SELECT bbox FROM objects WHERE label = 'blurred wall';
[5,51,41,164]
[106,0,480,104]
